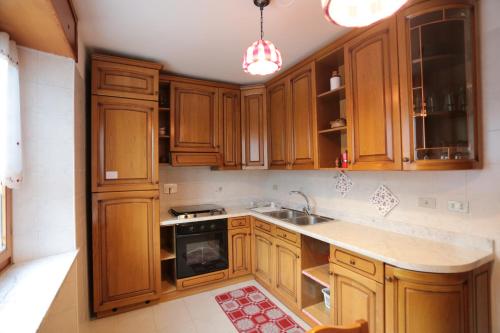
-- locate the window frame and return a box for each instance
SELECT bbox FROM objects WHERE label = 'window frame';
[0,186,12,272]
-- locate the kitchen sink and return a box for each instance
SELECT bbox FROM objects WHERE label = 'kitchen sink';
[262,209,333,226]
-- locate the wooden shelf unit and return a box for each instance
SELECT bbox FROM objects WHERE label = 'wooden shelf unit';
[303,302,333,326]
[158,81,171,164]
[161,277,177,294]
[160,248,175,261]
[302,264,330,288]
[160,225,176,293]
[315,48,349,169]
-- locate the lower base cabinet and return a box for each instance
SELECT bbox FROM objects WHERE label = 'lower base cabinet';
[384,265,481,333]
[228,227,252,278]
[331,263,384,333]
[274,239,301,308]
[252,229,275,288]
[92,191,161,313]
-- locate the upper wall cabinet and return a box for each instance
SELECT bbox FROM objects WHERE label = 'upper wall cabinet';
[345,17,402,171]
[92,55,162,101]
[241,87,268,169]
[92,95,159,192]
[218,89,242,169]
[397,0,480,170]
[267,63,316,170]
[0,0,78,59]
[170,82,220,154]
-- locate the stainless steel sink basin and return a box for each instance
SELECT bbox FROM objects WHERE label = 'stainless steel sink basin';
[265,209,305,219]
[262,209,333,226]
[288,215,332,225]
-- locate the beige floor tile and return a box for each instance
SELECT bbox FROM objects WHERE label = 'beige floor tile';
[153,298,191,330]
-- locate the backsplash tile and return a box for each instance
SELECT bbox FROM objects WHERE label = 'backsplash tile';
[369,185,400,217]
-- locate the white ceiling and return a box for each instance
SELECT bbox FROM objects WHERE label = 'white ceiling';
[73,0,349,84]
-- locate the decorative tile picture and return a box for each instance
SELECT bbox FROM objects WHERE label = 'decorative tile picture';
[369,185,399,216]
[335,171,353,197]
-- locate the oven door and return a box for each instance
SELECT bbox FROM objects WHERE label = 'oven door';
[176,230,228,279]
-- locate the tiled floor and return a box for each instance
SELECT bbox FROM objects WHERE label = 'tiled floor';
[84,280,310,333]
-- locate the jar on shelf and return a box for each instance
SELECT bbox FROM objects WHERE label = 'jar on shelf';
[330,70,341,91]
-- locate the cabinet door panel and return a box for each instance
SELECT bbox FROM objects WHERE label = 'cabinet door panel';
[345,17,402,170]
[332,264,384,333]
[92,191,160,312]
[171,82,219,152]
[288,65,316,169]
[241,88,267,169]
[92,59,159,101]
[252,229,274,287]
[267,80,288,169]
[385,266,469,333]
[275,239,301,308]
[92,95,158,192]
[228,228,251,278]
[219,89,242,169]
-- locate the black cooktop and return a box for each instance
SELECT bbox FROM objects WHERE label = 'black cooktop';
[169,204,226,216]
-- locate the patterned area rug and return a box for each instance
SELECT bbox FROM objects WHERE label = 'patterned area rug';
[215,285,305,333]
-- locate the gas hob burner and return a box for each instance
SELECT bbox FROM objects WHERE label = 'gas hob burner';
[169,204,227,220]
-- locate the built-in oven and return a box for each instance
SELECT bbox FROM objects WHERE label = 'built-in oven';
[175,219,228,279]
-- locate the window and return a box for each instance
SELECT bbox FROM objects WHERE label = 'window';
[0,186,11,271]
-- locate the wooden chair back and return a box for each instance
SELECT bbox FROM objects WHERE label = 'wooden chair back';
[306,320,369,333]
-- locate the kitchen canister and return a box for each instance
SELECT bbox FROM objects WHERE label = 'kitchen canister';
[330,70,341,91]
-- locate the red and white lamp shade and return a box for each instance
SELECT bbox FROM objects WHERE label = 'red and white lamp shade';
[242,39,282,76]
[321,0,408,27]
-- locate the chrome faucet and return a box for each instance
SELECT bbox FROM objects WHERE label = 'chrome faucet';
[289,190,312,215]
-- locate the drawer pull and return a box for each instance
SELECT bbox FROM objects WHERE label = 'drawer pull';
[283,234,287,238]
[385,276,394,283]
[329,271,333,276]
[349,259,356,265]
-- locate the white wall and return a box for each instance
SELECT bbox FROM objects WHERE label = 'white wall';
[14,47,77,262]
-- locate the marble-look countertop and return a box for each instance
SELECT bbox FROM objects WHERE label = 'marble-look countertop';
[160,207,494,274]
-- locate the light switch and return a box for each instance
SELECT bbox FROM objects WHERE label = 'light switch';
[163,184,178,194]
[447,200,469,213]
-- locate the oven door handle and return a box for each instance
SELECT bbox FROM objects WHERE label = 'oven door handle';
[176,231,226,238]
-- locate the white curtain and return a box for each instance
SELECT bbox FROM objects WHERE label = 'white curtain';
[0,32,22,189]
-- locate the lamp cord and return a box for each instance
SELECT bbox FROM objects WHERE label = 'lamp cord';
[260,6,264,40]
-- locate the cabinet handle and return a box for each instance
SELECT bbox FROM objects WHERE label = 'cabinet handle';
[403,157,410,163]
[283,234,287,238]
[349,259,356,265]
[296,255,300,259]
[385,276,394,283]
[329,271,333,276]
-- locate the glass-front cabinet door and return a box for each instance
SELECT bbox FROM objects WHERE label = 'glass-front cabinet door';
[398,1,480,170]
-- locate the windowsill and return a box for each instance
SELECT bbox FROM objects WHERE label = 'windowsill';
[0,250,78,332]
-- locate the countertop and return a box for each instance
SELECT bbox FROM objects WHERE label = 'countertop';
[160,207,494,274]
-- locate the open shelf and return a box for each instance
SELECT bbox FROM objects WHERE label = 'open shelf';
[159,81,171,164]
[159,135,170,139]
[161,277,176,294]
[318,126,347,134]
[160,248,176,261]
[159,107,170,112]
[317,86,345,99]
[302,264,330,288]
[303,302,333,326]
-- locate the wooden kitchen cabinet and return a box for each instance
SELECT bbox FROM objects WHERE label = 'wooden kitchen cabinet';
[170,81,220,153]
[228,228,252,278]
[92,191,161,313]
[385,265,471,333]
[252,229,275,288]
[274,238,301,309]
[92,54,161,101]
[331,263,384,333]
[397,1,480,170]
[267,79,288,169]
[91,95,159,192]
[345,17,402,170]
[241,87,267,169]
[218,88,242,169]
[267,63,316,169]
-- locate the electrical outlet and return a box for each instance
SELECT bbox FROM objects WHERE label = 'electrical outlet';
[447,200,469,213]
[163,184,178,194]
[418,197,436,209]
[272,184,278,191]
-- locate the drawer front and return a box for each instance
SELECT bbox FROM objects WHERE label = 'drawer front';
[176,269,228,290]
[92,60,159,101]
[253,218,274,234]
[229,216,250,229]
[331,246,383,283]
[171,153,221,166]
[275,226,300,247]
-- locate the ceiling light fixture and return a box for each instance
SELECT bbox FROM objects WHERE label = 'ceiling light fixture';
[321,0,408,27]
[243,0,282,76]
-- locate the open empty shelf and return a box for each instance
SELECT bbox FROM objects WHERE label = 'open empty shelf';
[303,302,333,326]
[302,264,330,288]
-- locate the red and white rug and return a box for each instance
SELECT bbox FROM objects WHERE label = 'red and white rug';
[215,285,306,333]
